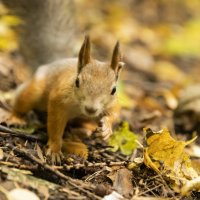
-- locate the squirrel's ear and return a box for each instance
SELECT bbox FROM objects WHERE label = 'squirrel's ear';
[111,41,123,73]
[78,35,91,73]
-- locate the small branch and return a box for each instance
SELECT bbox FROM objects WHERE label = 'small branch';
[63,161,127,170]
[0,124,46,142]
[0,161,38,171]
[6,144,101,200]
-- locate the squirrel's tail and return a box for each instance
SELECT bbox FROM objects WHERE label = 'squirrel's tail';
[2,0,78,71]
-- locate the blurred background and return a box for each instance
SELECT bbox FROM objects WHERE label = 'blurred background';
[0,2,200,198]
[0,0,200,134]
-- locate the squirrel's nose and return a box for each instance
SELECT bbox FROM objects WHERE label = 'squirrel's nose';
[85,106,97,114]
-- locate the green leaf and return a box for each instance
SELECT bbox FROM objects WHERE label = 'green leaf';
[108,121,137,155]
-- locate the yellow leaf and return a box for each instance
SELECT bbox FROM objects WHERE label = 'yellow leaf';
[144,128,198,194]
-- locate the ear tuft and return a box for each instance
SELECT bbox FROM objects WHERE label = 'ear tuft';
[84,35,90,61]
[78,35,91,73]
[111,41,122,71]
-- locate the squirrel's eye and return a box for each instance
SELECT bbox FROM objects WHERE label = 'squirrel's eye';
[75,78,80,88]
[111,87,116,95]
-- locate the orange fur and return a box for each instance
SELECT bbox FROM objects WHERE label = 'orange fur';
[13,79,45,114]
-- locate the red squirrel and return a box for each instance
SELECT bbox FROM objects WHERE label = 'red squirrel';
[12,36,124,164]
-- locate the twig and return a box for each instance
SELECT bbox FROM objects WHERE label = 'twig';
[6,144,101,200]
[0,161,38,171]
[100,152,115,160]
[0,124,46,142]
[60,188,86,200]
[63,161,127,170]
[139,184,162,196]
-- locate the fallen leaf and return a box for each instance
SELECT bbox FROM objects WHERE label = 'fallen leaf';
[108,122,137,155]
[112,168,133,197]
[143,128,199,193]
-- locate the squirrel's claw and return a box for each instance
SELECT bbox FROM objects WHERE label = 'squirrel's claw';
[46,146,63,165]
[96,117,113,141]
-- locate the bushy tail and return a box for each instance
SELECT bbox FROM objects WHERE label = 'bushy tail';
[2,0,78,71]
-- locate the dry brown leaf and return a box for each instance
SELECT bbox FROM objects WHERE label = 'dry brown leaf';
[107,167,133,198]
[113,168,133,197]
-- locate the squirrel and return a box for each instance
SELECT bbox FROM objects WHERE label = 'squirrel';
[2,0,124,163]
[12,36,124,164]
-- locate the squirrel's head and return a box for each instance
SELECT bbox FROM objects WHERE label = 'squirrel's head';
[74,36,124,118]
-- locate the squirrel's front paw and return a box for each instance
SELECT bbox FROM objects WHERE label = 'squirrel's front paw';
[46,143,63,165]
[97,117,112,140]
